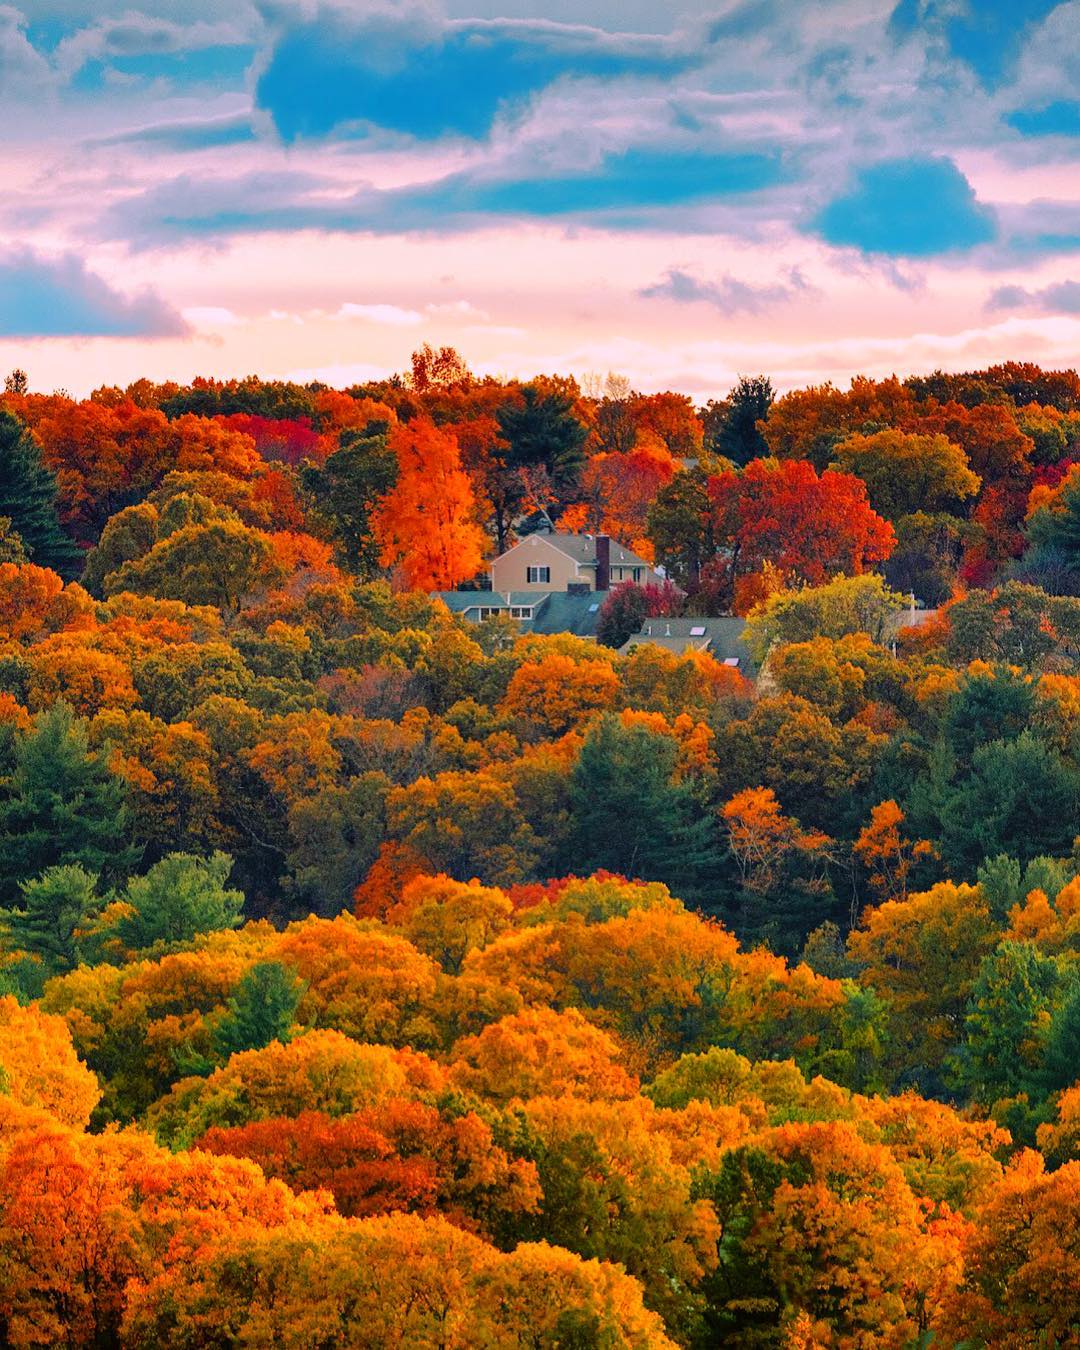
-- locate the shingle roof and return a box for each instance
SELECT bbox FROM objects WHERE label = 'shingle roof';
[434,591,547,613]
[525,590,605,638]
[524,533,650,569]
[621,616,756,672]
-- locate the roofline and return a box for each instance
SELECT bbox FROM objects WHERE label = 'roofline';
[493,531,651,568]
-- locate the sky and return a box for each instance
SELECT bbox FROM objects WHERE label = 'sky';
[1,0,1078,397]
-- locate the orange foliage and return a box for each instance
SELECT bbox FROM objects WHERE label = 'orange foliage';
[853,799,935,902]
[501,652,621,735]
[372,418,486,590]
[0,996,101,1128]
[450,1007,639,1102]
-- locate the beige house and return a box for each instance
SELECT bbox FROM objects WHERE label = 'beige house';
[490,532,663,594]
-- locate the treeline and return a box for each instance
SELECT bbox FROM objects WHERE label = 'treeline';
[0,354,1077,1344]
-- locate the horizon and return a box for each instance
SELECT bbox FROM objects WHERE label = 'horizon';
[1,0,1078,398]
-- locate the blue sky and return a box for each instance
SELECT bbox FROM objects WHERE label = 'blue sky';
[0,0,1078,394]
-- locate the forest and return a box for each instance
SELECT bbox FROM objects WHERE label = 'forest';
[0,349,1079,1346]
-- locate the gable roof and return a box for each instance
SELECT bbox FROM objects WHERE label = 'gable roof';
[500,532,651,570]
[433,588,603,638]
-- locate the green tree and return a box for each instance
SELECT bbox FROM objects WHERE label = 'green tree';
[564,715,714,890]
[935,733,1080,875]
[742,574,905,663]
[212,961,305,1060]
[0,411,80,575]
[105,517,281,611]
[496,385,588,495]
[646,465,715,588]
[1028,468,1080,557]
[832,428,980,522]
[80,502,159,595]
[1043,979,1080,1094]
[300,424,396,576]
[885,511,970,607]
[0,864,104,972]
[714,375,772,467]
[955,941,1064,1105]
[112,851,244,950]
[285,774,389,916]
[942,668,1035,768]
[0,704,136,902]
[945,582,1080,669]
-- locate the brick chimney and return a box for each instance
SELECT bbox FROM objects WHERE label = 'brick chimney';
[595,534,611,592]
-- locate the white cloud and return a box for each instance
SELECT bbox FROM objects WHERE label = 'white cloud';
[335,302,425,325]
[182,305,242,326]
[426,298,490,320]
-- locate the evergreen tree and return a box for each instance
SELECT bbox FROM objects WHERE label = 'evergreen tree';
[564,715,716,891]
[1043,978,1080,1093]
[954,940,1064,1104]
[714,375,773,466]
[112,851,244,950]
[0,704,138,902]
[936,733,1080,875]
[212,961,305,1059]
[0,411,80,575]
[496,385,588,491]
[0,864,103,972]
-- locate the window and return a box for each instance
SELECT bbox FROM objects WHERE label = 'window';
[690,625,706,637]
[588,603,599,613]
[631,567,643,582]
[475,607,502,621]
[510,606,533,619]
[723,656,740,667]
[526,565,551,583]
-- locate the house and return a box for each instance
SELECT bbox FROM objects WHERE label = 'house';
[434,588,606,639]
[490,531,663,594]
[620,616,757,675]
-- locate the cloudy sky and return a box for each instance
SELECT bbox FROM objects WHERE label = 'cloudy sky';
[2,0,1078,396]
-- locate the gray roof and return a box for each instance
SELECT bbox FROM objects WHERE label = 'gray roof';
[435,591,543,613]
[434,588,604,637]
[523,532,650,570]
[525,590,604,637]
[622,616,756,672]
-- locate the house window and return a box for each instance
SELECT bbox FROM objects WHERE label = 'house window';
[690,625,706,637]
[510,607,533,619]
[631,567,643,582]
[475,607,502,621]
[526,565,551,583]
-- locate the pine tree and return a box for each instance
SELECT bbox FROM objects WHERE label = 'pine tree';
[564,715,716,891]
[714,374,773,466]
[1043,980,1080,1093]
[496,385,588,489]
[112,851,244,950]
[0,704,138,902]
[0,411,80,576]
[0,864,103,972]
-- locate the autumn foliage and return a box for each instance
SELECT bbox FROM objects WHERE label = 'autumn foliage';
[0,358,1078,1345]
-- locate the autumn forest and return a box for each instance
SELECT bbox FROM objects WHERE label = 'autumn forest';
[2,352,1080,1347]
